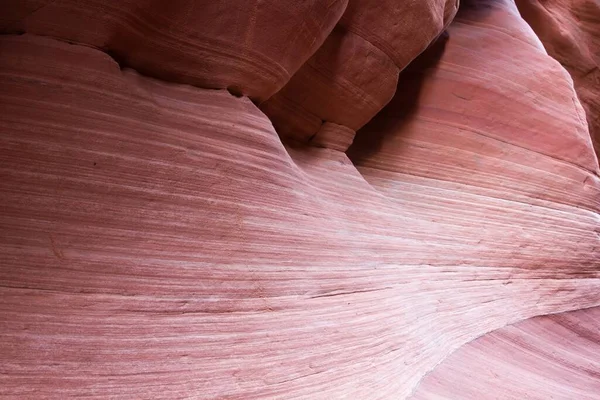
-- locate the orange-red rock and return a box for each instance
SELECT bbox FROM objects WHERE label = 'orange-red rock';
[338,0,458,67]
[261,0,458,150]
[515,0,600,157]
[0,0,347,101]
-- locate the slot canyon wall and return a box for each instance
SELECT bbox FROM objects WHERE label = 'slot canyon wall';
[515,0,600,157]
[0,0,599,399]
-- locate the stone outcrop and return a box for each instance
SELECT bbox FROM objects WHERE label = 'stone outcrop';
[0,0,599,399]
[261,0,458,150]
[1,0,347,101]
[515,0,600,157]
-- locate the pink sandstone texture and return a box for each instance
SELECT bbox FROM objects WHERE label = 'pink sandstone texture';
[411,306,600,400]
[0,0,599,399]
[515,0,600,157]
[260,0,458,148]
[0,0,348,101]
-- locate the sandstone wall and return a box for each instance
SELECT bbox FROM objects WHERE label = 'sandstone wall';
[0,0,598,398]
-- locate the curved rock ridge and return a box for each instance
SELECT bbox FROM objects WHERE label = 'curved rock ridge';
[1,0,600,398]
[0,30,599,399]
[515,0,600,158]
[411,306,600,400]
[0,0,348,101]
[260,0,459,151]
[350,0,600,202]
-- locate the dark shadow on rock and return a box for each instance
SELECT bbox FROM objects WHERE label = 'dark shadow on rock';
[347,31,449,165]
[457,0,503,18]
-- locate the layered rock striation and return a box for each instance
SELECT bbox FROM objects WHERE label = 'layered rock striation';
[515,0,600,157]
[0,0,599,398]
[411,306,600,400]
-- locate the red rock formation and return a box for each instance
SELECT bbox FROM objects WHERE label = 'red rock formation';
[411,306,600,399]
[515,0,600,157]
[350,0,599,197]
[261,0,458,150]
[0,0,599,399]
[0,0,347,101]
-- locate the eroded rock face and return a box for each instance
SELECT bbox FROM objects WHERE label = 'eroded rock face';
[0,0,347,101]
[515,0,600,158]
[0,0,599,399]
[411,306,600,400]
[350,0,599,205]
[261,0,459,150]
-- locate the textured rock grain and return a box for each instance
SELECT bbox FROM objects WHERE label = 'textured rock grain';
[0,0,347,101]
[0,0,599,398]
[261,0,459,148]
[411,307,600,400]
[0,30,599,398]
[515,0,600,157]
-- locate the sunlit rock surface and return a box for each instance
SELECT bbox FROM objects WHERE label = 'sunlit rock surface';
[0,0,598,399]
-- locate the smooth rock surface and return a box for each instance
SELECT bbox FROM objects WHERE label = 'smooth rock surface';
[411,306,600,400]
[0,0,347,101]
[0,27,599,398]
[515,0,600,157]
[350,0,599,197]
[260,0,458,148]
[0,0,599,399]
